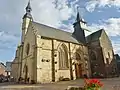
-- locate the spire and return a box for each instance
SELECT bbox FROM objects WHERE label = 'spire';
[76,12,81,22]
[75,12,87,24]
[76,6,81,22]
[23,0,32,19]
[75,6,87,24]
[26,0,32,13]
[72,6,87,44]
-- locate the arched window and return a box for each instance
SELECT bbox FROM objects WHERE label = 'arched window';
[108,52,110,58]
[75,52,81,60]
[58,44,69,69]
[91,51,97,61]
[26,43,30,55]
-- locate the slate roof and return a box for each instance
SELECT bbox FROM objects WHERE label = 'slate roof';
[32,21,80,44]
[6,62,12,72]
[0,63,6,69]
[115,54,120,61]
[86,29,104,43]
[23,13,32,19]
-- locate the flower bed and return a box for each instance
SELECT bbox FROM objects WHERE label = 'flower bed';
[66,79,103,90]
[84,79,103,90]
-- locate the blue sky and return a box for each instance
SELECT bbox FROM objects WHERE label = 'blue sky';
[0,0,120,63]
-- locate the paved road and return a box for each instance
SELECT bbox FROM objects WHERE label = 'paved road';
[0,78,120,90]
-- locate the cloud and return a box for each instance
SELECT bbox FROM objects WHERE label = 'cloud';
[0,31,18,50]
[87,18,120,36]
[32,0,72,27]
[86,0,120,12]
[85,0,98,12]
[0,31,19,62]
[112,40,120,54]
[31,0,83,28]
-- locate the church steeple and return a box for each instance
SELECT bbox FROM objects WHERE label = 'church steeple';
[21,0,33,43]
[76,12,80,22]
[26,0,32,13]
[23,0,32,19]
[75,12,87,24]
[72,10,86,44]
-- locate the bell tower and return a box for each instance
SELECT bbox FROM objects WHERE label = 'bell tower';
[21,0,33,43]
[72,11,87,44]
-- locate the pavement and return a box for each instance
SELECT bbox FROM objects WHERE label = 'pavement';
[0,78,120,90]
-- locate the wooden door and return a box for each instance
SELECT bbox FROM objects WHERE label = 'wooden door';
[75,64,82,78]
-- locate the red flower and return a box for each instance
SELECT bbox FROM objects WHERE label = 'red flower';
[84,78,103,89]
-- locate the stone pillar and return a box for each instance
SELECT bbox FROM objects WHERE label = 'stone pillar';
[69,43,73,80]
[51,40,55,82]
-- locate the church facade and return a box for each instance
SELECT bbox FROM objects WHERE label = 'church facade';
[11,1,91,83]
[11,1,118,83]
[87,30,118,78]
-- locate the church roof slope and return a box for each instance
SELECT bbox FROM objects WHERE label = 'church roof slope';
[115,54,120,61]
[86,29,103,43]
[0,63,6,69]
[32,21,80,44]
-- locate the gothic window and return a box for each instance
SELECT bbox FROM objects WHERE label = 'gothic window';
[106,52,110,64]
[75,52,81,60]
[58,44,69,69]
[106,58,109,64]
[108,52,110,58]
[91,51,97,61]
[26,43,30,55]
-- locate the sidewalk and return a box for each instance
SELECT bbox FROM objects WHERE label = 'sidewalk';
[0,78,120,90]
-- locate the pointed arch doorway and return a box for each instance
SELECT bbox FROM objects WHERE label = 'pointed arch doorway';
[24,64,28,82]
[75,64,82,78]
[74,52,83,78]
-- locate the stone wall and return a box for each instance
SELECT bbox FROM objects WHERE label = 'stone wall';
[36,37,90,83]
[88,30,116,78]
[36,38,52,83]
[14,24,90,83]
[21,25,36,83]
[11,46,22,81]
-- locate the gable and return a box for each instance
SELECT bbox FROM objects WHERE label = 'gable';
[86,29,102,43]
[100,30,113,48]
[23,23,36,58]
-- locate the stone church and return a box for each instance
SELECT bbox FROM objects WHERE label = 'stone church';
[87,29,118,78]
[11,1,91,83]
[11,1,117,83]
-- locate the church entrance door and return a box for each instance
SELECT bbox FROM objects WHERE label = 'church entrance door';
[75,64,82,78]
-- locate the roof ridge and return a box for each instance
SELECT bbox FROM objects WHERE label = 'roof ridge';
[31,21,80,44]
[86,29,104,43]
[32,21,72,34]
[87,29,103,37]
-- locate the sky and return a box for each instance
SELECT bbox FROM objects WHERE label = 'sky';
[0,0,120,63]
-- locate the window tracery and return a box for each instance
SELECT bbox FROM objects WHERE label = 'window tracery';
[91,51,97,61]
[58,44,69,69]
